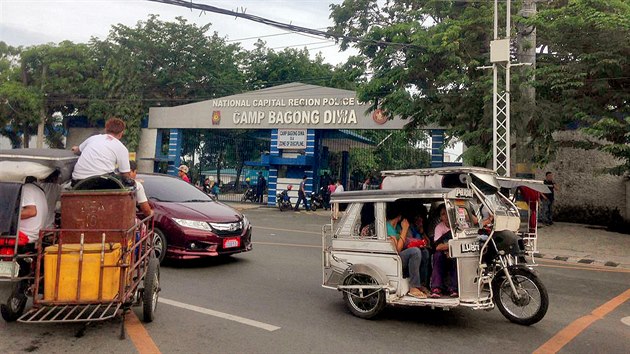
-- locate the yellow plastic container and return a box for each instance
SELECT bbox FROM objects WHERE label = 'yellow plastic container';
[44,243,122,302]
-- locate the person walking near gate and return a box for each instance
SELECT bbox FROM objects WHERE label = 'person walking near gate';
[541,171,558,225]
[256,171,267,204]
[294,175,309,211]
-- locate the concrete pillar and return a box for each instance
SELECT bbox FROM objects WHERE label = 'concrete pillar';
[137,128,157,173]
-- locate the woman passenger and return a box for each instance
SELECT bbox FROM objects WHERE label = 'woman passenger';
[386,206,427,298]
[430,204,458,298]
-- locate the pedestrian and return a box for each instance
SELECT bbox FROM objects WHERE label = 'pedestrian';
[256,171,267,204]
[541,171,558,225]
[332,179,344,220]
[71,117,131,186]
[294,175,310,211]
[178,165,190,183]
[203,177,211,194]
[362,177,371,190]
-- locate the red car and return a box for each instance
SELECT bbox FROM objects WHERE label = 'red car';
[138,173,252,263]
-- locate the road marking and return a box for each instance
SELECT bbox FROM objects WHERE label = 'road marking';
[537,261,630,273]
[254,241,321,249]
[159,297,281,332]
[622,316,630,327]
[125,311,161,354]
[533,288,630,354]
[253,225,320,235]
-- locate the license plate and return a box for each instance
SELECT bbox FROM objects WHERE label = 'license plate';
[223,237,240,249]
[0,261,19,278]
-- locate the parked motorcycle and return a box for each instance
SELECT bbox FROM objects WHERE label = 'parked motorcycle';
[241,187,256,202]
[277,186,293,211]
[309,187,328,211]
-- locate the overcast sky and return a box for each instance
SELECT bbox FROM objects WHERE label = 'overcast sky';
[0,0,355,65]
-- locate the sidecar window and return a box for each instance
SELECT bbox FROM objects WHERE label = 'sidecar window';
[0,183,22,236]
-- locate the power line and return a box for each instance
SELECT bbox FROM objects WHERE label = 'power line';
[146,0,419,49]
[226,28,328,43]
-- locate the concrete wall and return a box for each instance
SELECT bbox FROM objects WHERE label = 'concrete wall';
[536,131,627,220]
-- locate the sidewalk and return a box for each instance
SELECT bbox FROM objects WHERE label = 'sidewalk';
[535,222,630,269]
[226,202,630,269]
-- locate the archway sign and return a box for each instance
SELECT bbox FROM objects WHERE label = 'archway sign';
[145,82,446,206]
[149,82,409,130]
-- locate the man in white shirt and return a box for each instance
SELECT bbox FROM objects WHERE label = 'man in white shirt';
[20,181,49,244]
[71,117,131,184]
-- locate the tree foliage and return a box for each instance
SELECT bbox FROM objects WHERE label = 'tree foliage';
[329,0,630,169]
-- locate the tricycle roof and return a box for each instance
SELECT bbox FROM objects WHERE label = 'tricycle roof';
[329,188,468,203]
[0,148,77,183]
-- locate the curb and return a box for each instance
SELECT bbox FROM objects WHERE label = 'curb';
[533,252,628,269]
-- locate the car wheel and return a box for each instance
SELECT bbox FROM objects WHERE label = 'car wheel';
[153,228,168,264]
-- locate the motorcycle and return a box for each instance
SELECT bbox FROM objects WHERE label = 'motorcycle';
[277,187,293,212]
[241,187,256,203]
[309,187,328,211]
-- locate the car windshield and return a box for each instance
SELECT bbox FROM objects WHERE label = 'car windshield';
[140,174,213,203]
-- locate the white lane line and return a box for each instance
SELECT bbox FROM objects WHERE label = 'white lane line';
[622,316,630,327]
[158,297,281,332]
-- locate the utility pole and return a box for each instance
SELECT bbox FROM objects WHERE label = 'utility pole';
[478,0,530,177]
[491,0,512,177]
[514,0,537,174]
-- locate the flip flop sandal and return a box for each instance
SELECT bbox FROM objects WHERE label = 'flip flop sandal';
[409,289,427,299]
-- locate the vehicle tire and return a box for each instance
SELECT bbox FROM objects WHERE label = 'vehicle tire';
[142,253,160,323]
[241,194,247,202]
[342,273,385,319]
[493,268,549,326]
[310,204,317,211]
[153,228,168,264]
[1,283,28,322]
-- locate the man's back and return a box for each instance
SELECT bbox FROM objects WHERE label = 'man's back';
[72,134,130,180]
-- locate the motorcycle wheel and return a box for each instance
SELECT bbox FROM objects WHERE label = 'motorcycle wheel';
[241,195,247,202]
[342,273,385,319]
[493,268,549,326]
[1,282,28,322]
[310,204,317,211]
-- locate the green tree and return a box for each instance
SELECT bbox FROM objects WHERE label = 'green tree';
[530,0,630,167]
[0,41,97,148]
[329,0,498,166]
[92,15,246,151]
[330,0,630,168]
[244,40,354,89]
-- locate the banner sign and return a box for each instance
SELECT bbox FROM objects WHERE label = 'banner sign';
[277,129,307,149]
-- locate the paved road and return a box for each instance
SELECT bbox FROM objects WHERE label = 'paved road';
[1,208,628,353]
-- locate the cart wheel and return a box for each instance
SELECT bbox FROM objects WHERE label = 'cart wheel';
[1,283,28,322]
[142,254,160,323]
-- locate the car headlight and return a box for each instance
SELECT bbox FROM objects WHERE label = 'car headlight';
[172,218,212,231]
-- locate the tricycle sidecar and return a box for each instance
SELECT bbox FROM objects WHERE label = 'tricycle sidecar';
[323,167,549,325]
